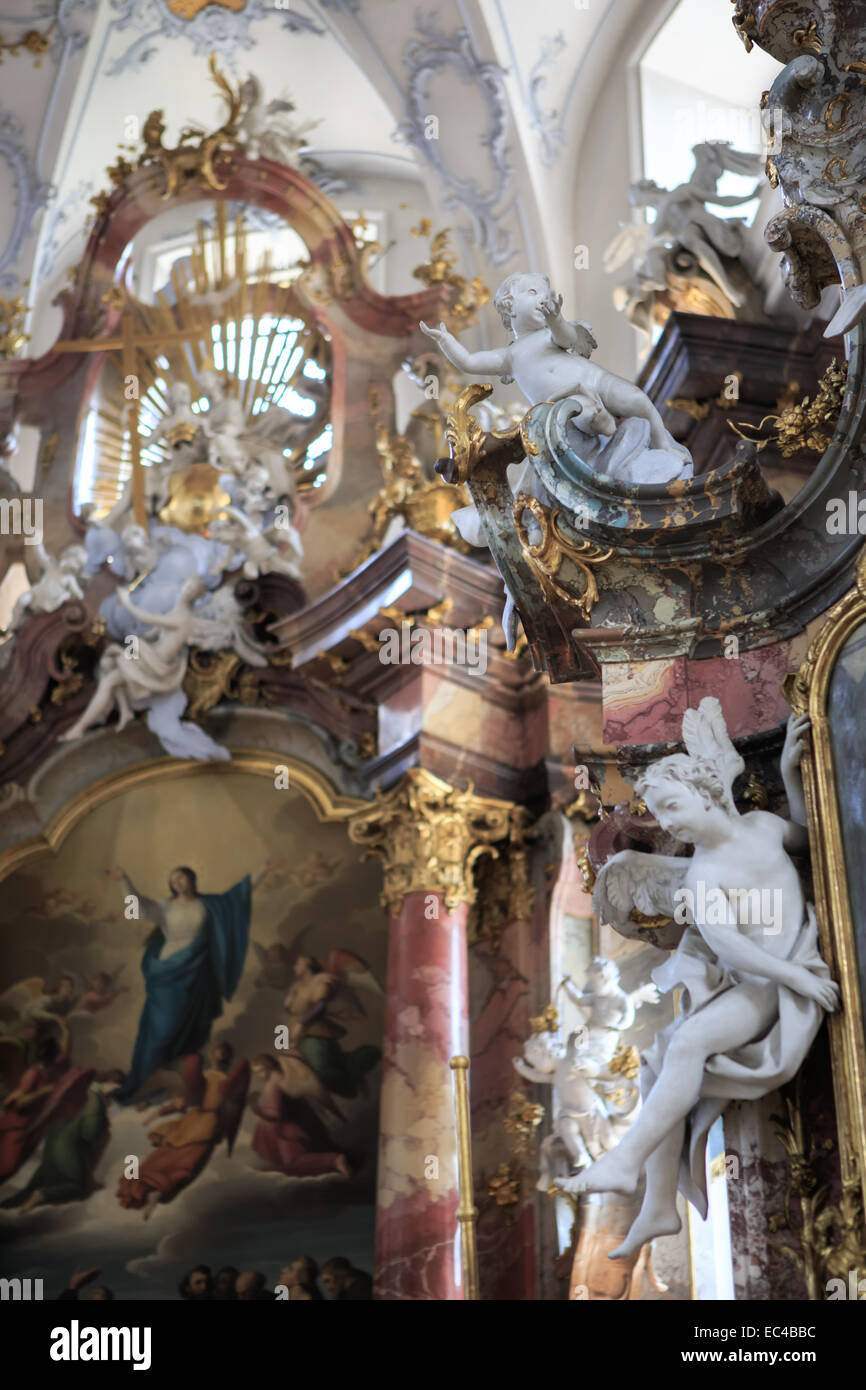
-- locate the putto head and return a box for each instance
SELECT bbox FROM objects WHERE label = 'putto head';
[523,1032,558,1072]
[585,956,619,988]
[636,753,734,842]
[59,545,87,575]
[493,271,552,331]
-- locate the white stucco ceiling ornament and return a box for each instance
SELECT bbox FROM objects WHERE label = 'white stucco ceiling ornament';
[106,0,326,76]
[0,112,54,291]
[526,31,567,168]
[395,12,516,267]
[36,178,94,282]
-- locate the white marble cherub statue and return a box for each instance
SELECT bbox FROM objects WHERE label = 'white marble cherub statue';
[420,272,692,482]
[555,696,839,1260]
[8,540,88,631]
[561,957,658,1074]
[514,1027,622,1188]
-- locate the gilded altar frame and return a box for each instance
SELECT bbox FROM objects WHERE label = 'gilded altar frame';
[787,547,866,1218]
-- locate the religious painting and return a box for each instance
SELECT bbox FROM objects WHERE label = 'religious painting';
[0,766,384,1300]
[790,566,866,1221]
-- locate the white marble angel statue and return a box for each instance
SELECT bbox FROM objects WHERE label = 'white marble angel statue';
[604,141,763,333]
[238,75,320,167]
[421,271,693,487]
[7,540,88,632]
[58,574,266,760]
[556,696,839,1259]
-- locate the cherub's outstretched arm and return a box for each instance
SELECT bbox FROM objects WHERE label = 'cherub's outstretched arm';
[419,321,510,377]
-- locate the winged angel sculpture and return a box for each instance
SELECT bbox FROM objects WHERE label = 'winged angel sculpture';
[604,142,763,338]
[59,575,268,761]
[557,697,839,1259]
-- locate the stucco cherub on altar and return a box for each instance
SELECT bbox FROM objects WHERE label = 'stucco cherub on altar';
[556,696,839,1259]
[421,271,693,487]
[513,961,656,1191]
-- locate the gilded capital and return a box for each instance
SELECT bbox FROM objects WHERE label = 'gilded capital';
[347,767,523,916]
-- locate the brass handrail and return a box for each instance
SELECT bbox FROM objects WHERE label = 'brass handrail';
[450,1054,480,1300]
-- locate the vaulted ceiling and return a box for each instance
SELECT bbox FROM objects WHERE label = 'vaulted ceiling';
[2,0,782,376]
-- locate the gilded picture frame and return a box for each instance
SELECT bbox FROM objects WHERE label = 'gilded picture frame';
[786,547,866,1224]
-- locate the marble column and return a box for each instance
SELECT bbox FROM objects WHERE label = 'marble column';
[349,768,515,1300]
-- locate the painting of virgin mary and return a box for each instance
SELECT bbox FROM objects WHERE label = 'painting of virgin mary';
[109,859,276,1103]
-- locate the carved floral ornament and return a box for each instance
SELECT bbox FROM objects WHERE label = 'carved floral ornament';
[347,767,529,916]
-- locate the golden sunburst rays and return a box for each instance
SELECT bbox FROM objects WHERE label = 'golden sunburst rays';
[79,201,331,517]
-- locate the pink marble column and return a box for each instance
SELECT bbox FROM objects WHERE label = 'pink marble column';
[373,891,470,1301]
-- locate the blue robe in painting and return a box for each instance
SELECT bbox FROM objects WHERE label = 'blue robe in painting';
[115,877,251,1104]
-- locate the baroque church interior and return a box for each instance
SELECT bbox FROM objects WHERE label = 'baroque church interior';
[0,0,865,1334]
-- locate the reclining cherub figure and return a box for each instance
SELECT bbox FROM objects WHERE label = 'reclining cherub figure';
[555,697,839,1259]
[421,271,692,482]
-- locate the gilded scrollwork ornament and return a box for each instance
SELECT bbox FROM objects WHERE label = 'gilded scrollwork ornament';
[513,493,613,625]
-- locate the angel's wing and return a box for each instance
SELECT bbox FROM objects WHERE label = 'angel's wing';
[593,849,690,950]
[324,949,384,999]
[603,223,653,274]
[277,1052,344,1121]
[570,320,597,360]
[218,1060,250,1155]
[681,696,743,804]
[320,950,383,1018]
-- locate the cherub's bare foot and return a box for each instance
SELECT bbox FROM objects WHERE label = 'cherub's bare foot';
[609,1205,681,1260]
[557,1147,641,1197]
[591,407,616,436]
